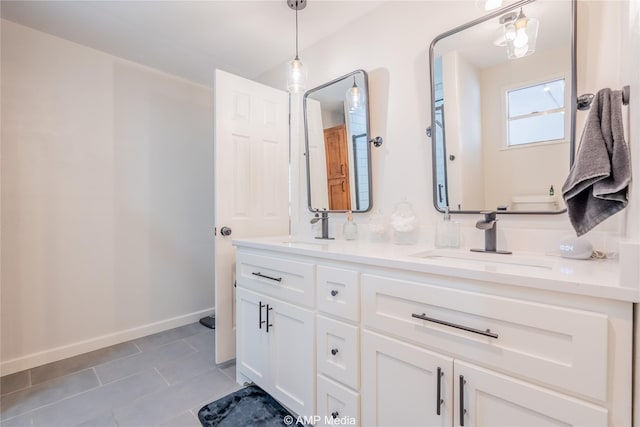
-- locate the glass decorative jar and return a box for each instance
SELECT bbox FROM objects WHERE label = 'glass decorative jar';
[390,201,418,245]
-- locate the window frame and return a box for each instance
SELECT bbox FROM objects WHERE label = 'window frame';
[502,74,570,150]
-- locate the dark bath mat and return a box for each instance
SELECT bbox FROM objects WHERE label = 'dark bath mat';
[198,385,303,427]
[199,315,215,329]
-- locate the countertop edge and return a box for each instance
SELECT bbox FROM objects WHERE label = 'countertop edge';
[233,237,640,303]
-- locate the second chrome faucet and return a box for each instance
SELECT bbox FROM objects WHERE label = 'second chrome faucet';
[310,210,334,240]
[470,211,511,254]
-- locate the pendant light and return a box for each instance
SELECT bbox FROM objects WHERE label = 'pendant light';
[346,76,364,112]
[286,0,307,93]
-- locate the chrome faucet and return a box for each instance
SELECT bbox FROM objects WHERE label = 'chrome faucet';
[310,210,334,240]
[470,211,511,254]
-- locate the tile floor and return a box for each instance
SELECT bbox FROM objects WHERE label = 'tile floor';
[0,323,240,426]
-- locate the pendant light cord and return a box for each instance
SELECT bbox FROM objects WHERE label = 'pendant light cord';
[295,3,299,60]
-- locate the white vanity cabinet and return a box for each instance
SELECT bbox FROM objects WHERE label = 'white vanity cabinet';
[360,272,631,427]
[233,240,634,427]
[235,250,316,419]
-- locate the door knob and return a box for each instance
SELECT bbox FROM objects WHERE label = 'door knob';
[220,226,232,236]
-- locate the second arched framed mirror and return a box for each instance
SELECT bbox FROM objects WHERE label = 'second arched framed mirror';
[303,69,375,213]
[430,0,576,214]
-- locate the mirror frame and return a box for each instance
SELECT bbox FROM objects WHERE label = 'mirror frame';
[429,0,577,215]
[303,69,373,213]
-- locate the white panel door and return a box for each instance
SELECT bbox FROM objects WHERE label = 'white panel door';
[306,98,329,210]
[454,361,608,427]
[214,69,289,364]
[362,330,453,427]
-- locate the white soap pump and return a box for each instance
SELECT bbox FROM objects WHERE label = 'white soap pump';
[343,211,358,240]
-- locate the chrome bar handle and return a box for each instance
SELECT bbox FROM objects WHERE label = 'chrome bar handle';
[252,272,282,282]
[459,375,466,426]
[259,301,266,329]
[411,313,498,339]
[266,304,273,332]
[436,367,443,416]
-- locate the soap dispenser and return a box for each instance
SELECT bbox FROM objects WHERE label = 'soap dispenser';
[435,207,460,248]
[343,211,358,240]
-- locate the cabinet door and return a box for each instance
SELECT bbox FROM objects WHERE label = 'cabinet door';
[454,361,608,427]
[236,288,269,385]
[362,331,453,427]
[269,298,315,418]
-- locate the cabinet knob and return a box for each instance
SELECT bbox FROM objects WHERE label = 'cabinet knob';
[331,348,339,356]
[331,411,339,419]
[330,289,338,297]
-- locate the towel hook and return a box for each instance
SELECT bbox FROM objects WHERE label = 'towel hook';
[576,93,595,111]
[577,85,630,110]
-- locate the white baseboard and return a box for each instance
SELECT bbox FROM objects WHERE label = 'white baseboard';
[0,308,215,376]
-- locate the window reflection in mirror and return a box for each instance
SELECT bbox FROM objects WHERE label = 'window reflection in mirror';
[304,70,372,212]
[430,0,575,214]
[507,78,566,146]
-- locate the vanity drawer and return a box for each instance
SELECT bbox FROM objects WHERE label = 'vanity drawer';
[317,265,359,321]
[361,273,608,401]
[317,315,359,390]
[317,375,360,427]
[236,251,315,307]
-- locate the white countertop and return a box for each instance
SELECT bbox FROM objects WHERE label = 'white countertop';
[233,236,639,303]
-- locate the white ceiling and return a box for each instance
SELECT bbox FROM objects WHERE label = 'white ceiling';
[1,0,385,87]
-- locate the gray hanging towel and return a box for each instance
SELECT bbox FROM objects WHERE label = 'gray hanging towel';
[562,88,631,236]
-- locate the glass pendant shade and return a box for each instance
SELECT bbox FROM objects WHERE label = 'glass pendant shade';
[506,15,539,59]
[346,78,364,112]
[504,22,516,42]
[287,56,307,93]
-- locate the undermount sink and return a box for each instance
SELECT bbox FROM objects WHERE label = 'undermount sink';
[409,250,554,271]
[280,239,329,248]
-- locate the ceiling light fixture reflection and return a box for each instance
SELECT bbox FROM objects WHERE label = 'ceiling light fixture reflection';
[500,8,539,59]
[346,76,364,112]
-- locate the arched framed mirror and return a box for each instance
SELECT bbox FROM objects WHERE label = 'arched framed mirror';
[303,69,373,213]
[430,0,576,214]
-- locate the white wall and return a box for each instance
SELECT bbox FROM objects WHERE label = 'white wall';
[258,0,633,254]
[627,0,640,418]
[1,20,215,374]
[480,46,570,210]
